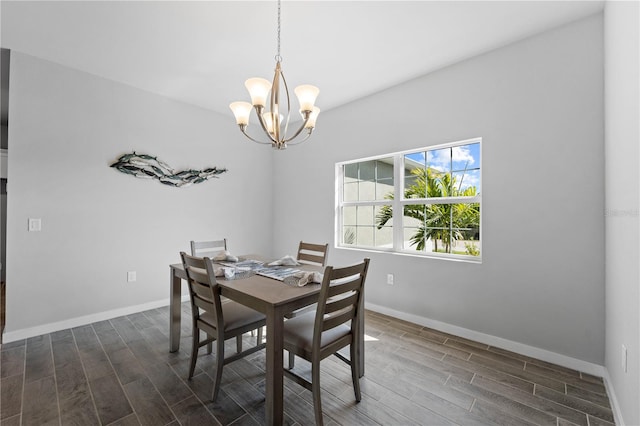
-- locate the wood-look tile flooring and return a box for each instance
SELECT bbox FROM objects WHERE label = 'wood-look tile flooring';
[0,305,614,425]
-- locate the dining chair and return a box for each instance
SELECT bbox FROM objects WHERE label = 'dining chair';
[296,241,329,266]
[190,239,262,349]
[283,258,370,426]
[284,241,330,325]
[180,252,266,401]
[190,239,227,258]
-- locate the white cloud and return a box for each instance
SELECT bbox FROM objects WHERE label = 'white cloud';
[452,146,475,166]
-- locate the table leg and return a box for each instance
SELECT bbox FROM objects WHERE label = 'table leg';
[169,267,182,352]
[265,308,284,425]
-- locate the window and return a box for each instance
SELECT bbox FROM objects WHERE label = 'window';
[337,138,481,261]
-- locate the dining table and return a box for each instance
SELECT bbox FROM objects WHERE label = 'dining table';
[169,256,365,425]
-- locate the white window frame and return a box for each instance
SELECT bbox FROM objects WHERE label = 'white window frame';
[335,137,482,263]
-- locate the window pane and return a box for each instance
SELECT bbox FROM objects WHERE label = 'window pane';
[451,143,480,172]
[452,203,480,256]
[375,225,393,248]
[427,147,451,174]
[403,226,423,251]
[344,163,358,183]
[356,226,374,247]
[343,206,356,226]
[374,205,393,229]
[452,169,480,196]
[359,160,375,181]
[376,159,394,201]
[357,205,374,226]
[359,181,375,200]
[343,182,358,202]
[376,159,394,179]
[376,179,394,200]
[343,226,356,245]
[425,229,451,253]
[404,153,425,199]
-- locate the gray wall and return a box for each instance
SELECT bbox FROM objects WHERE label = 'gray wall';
[604,2,639,425]
[273,15,605,364]
[4,52,274,337]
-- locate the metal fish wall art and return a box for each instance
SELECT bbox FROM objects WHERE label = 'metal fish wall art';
[110,152,227,187]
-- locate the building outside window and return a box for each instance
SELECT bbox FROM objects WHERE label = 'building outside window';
[337,138,481,261]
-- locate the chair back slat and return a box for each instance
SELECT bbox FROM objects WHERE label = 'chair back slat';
[327,279,361,298]
[314,258,369,341]
[322,309,356,332]
[297,241,329,266]
[190,239,227,258]
[181,252,224,330]
[193,295,213,311]
[325,293,358,315]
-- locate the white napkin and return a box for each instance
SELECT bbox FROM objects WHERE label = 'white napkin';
[213,267,224,277]
[291,271,323,287]
[268,255,300,266]
[213,250,239,262]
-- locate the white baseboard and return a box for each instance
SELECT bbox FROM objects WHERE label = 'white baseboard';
[2,295,191,344]
[365,302,606,377]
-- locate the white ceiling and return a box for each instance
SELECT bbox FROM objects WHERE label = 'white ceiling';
[1,1,604,120]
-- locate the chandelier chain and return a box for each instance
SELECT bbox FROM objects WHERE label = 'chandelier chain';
[275,0,282,62]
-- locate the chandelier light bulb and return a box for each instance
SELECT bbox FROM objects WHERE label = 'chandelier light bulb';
[294,85,320,112]
[229,101,253,126]
[245,78,272,107]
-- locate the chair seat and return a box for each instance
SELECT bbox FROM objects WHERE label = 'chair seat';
[283,311,350,353]
[201,301,265,331]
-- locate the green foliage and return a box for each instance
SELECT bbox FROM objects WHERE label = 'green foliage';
[376,168,479,254]
[344,228,356,245]
[465,242,480,256]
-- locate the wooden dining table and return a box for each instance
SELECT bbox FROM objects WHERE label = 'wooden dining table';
[169,258,365,425]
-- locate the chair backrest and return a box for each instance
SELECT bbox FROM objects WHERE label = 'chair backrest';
[314,258,370,344]
[297,241,329,266]
[180,252,223,330]
[190,239,227,258]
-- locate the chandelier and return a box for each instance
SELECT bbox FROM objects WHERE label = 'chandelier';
[229,0,320,150]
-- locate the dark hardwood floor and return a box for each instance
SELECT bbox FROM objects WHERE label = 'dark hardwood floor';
[1,304,615,425]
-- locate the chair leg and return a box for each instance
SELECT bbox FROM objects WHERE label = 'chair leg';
[350,342,361,402]
[189,327,199,379]
[211,337,225,402]
[236,335,242,353]
[207,336,213,354]
[312,360,323,426]
[288,351,295,369]
[257,327,263,345]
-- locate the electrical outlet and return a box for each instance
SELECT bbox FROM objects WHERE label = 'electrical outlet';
[387,273,394,285]
[127,271,137,282]
[28,218,42,232]
[622,344,627,372]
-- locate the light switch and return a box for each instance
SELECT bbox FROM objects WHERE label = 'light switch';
[28,218,42,232]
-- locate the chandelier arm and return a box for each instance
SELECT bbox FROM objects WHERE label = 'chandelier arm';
[239,125,275,145]
[284,129,313,145]
[283,111,312,143]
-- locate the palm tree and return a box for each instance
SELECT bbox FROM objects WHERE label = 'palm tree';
[376,168,479,254]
